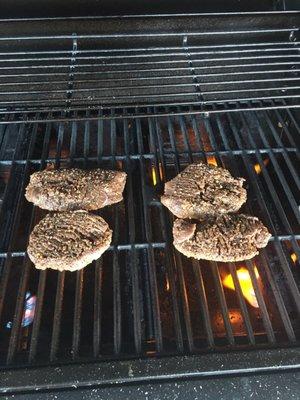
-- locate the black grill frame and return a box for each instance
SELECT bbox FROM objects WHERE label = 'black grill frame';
[0,11,299,395]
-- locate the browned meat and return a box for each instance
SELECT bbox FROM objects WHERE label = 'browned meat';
[25,167,127,211]
[173,214,271,262]
[27,211,112,271]
[161,163,247,219]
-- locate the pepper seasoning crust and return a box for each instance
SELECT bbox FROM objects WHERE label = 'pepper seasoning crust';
[173,214,271,262]
[25,168,127,211]
[161,163,247,219]
[28,211,112,271]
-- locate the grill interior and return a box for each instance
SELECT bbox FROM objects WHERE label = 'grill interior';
[0,12,299,121]
[0,107,299,366]
[0,12,299,383]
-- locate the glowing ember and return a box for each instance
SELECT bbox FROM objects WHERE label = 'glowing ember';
[151,166,158,186]
[223,266,259,308]
[166,277,170,292]
[213,309,245,336]
[254,158,270,174]
[206,156,218,167]
[158,163,163,181]
[151,163,163,186]
[116,160,123,169]
[254,164,261,174]
[291,253,298,264]
[0,170,10,184]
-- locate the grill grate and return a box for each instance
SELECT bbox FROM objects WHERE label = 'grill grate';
[0,12,299,121]
[0,106,299,367]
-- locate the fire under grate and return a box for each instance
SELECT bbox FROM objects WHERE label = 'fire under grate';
[0,107,299,369]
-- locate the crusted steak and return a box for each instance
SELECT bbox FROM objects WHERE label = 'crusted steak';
[25,167,127,211]
[27,211,112,271]
[161,163,247,219]
[173,214,271,262]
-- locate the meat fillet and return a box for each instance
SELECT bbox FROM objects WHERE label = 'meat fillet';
[161,163,247,219]
[25,167,127,211]
[173,214,271,262]
[28,211,112,271]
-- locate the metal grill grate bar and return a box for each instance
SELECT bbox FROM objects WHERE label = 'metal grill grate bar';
[93,259,103,358]
[28,118,52,362]
[92,114,105,357]
[50,273,65,362]
[211,262,236,345]
[150,116,184,353]
[28,271,46,362]
[0,28,295,41]
[71,120,83,360]
[0,13,299,115]
[192,261,215,347]
[124,117,142,354]
[0,43,298,59]
[1,102,300,123]
[49,122,66,362]
[1,64,298,85]
[136,117,163,352]
[165,115,195,351]
[258,252,297,342]
[228,263,256,345]
[0,40,297,54]
[247,259,276,343]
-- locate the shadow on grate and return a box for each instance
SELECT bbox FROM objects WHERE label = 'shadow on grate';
[0,107,299,367]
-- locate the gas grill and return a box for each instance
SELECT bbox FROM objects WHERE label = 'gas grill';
[0,4,300,398]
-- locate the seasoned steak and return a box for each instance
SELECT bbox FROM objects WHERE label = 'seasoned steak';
[25,167,127,211]
[173,214,271,262]
[27,211,112,271]
[161,163,247,219]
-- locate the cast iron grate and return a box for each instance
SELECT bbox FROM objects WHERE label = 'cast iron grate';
[0,106,299,368]
[0,12,299,121]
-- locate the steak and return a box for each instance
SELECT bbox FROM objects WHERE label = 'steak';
[25,167,127,211]
[173,214,271,262]
[27,211,112,271]
[161,163,247,219]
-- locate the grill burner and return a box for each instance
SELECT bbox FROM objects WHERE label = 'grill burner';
[0,11,299,395]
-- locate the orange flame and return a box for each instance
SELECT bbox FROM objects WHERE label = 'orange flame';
[254,158,270,174]
[291,253,298,264]
[151,163,163,185]
[201,124,217,167]
[151,166,158,186]
[166,277,170,292]
[206,156,218,167]
[223,266,259,308]
[158,163,163,181]
[146,351,156,356]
